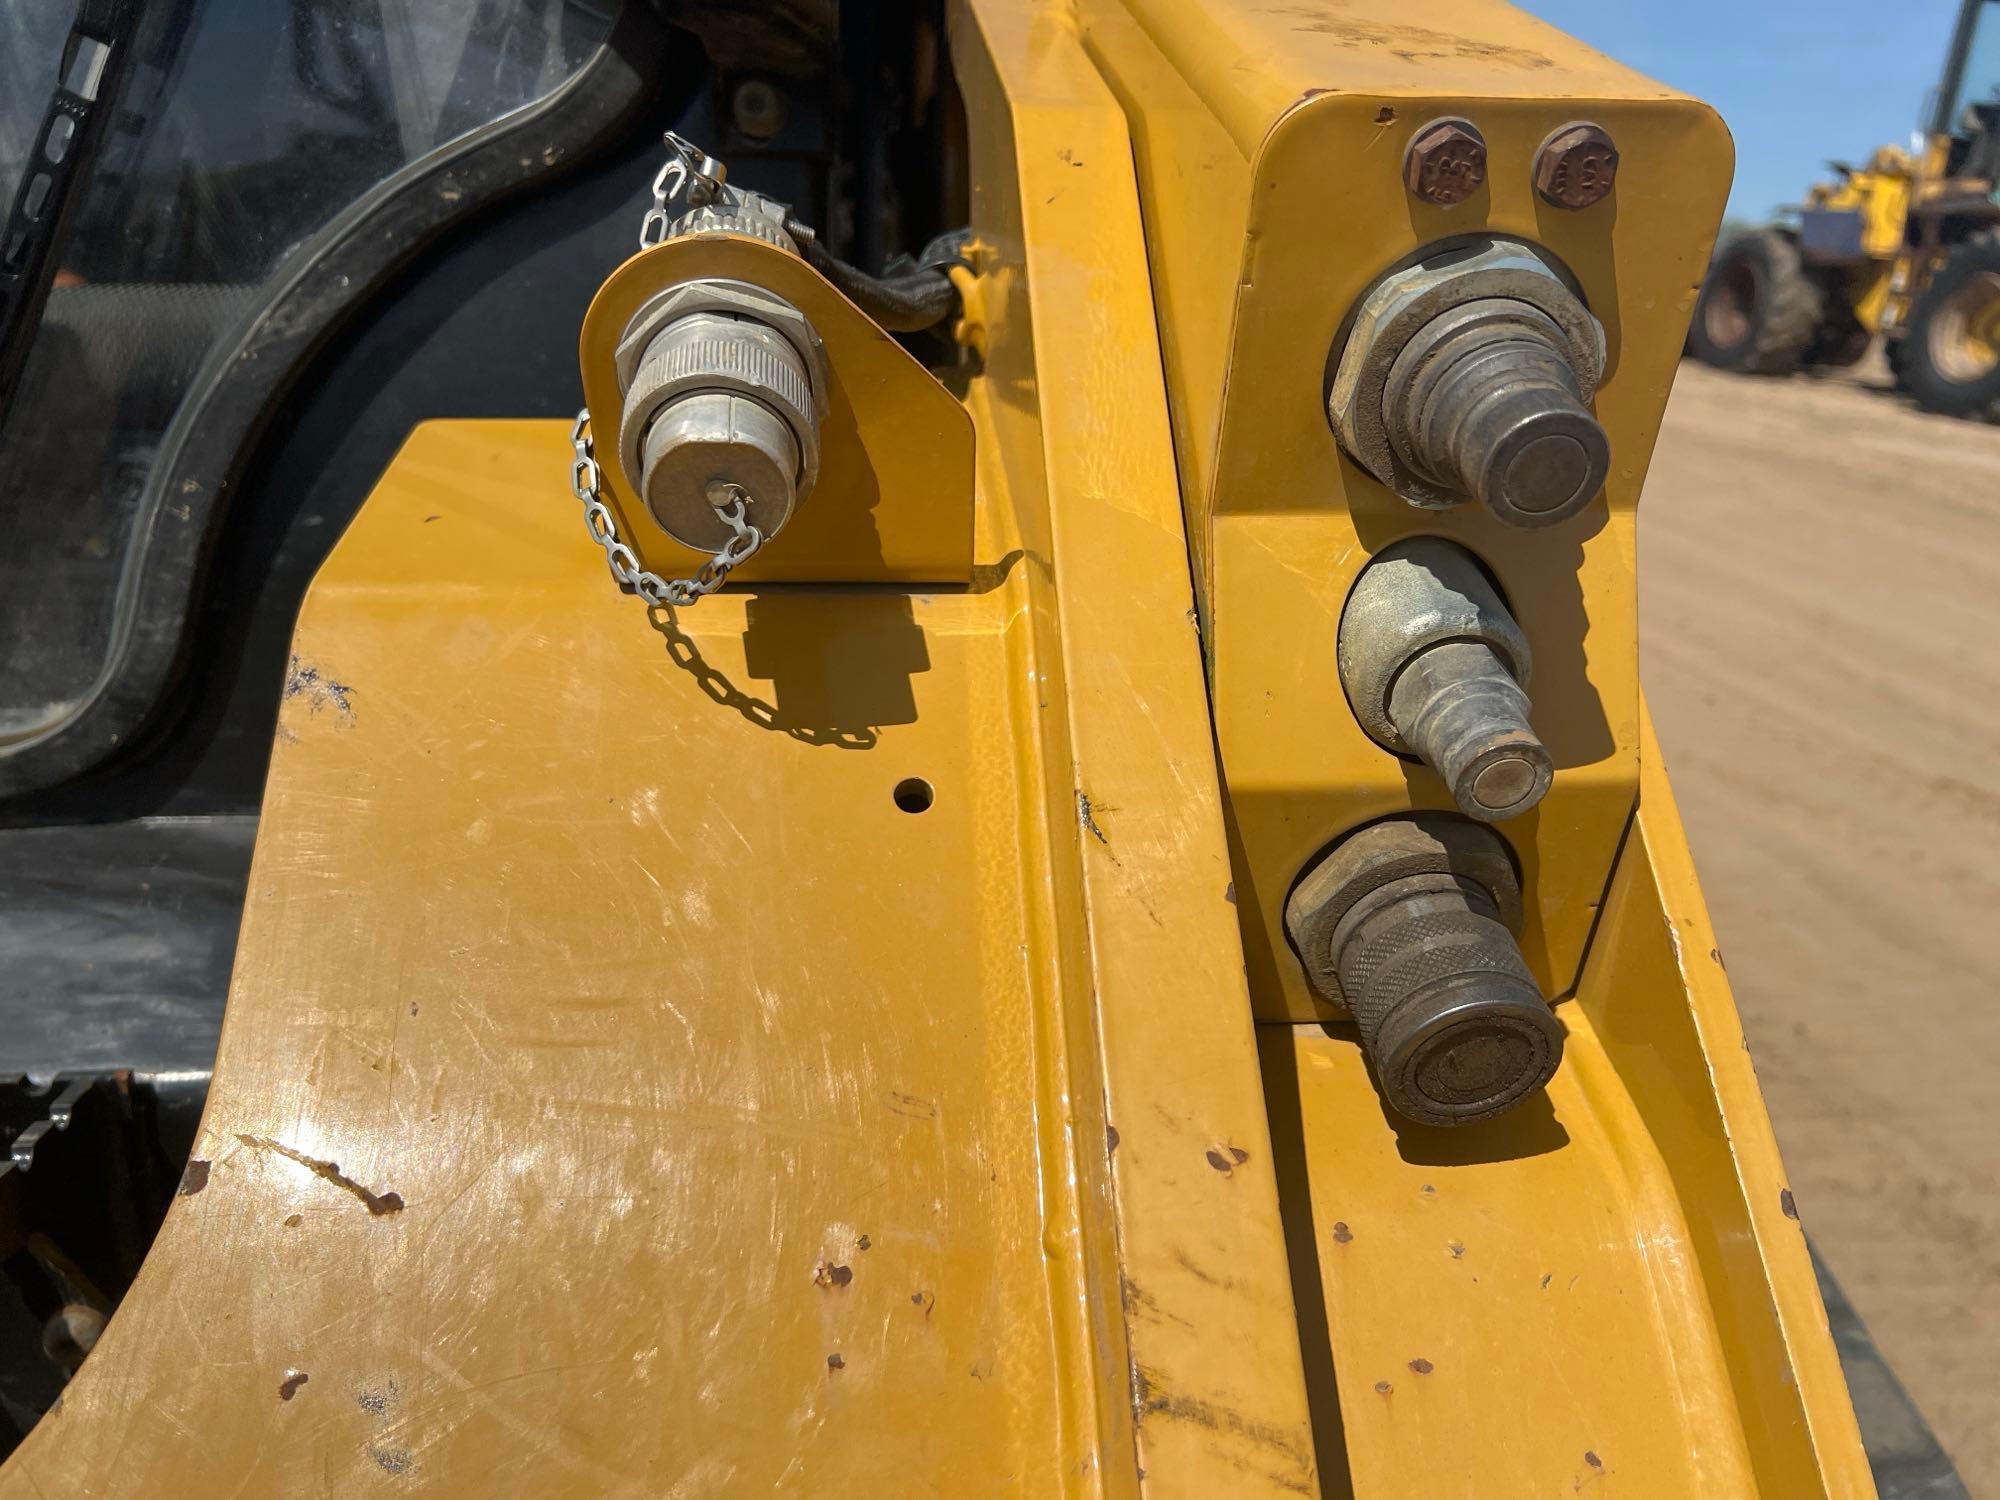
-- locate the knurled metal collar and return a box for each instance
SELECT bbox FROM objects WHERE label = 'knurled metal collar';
[1285,815,1522,1003]
[616,313,822,510]
[666,203,798,253]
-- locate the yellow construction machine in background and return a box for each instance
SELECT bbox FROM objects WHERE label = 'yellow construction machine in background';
[1691,0,2000,419]
[0,0,1883,1495]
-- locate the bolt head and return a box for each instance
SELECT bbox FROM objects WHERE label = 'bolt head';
[1404,119,1487,207]
[1534,123,1619,210]
[731,79,785,141]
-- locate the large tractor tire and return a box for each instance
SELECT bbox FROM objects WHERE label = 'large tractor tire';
[1899,233,2000,421]
[1689,229,1824,374]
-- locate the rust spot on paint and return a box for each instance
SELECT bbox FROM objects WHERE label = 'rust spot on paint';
[1077,791,1111,846]
[235,1135,403,1215]
[1447,1240,1465,1259]
[1223,882,1236,904]
[856,1234,871,1251]
[1540,1273,1552,1289]
[283,657,357,721]
[826,1352,845,1372]
[423,514,441,523]
[278,1372,309,1401]
[178,1159,210,1196]
[1228,1146,1249,1164]
[1106,1124,1120,1153]
[1409,1357,1434,1375]
[356,1380,398,1416]
[1585,1450,1604,1470]
[1128,1364,1315,1492]
[1374,1380,1392,1395]
[1780,1189,1799,1220]
[1205,1149,1232,1173]
[814,1260,853,1289]
[284,1214,303,1228]
[1374,105,1396,123]
[1331,1222,1353,1244]
[1710,947,1726,969]
[371,1448,413,1474]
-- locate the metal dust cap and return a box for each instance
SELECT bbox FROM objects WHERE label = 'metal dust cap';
[1285,815,1563,1126]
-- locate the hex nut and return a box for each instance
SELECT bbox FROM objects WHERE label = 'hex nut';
[1404,119,1487,207]
[1327,240,1606,510]
[614,277,824,398]
[1534,123,1619,210]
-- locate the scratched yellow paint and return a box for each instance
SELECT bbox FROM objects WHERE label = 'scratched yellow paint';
[6,422,1093,1494]
[0,2,1870,1495]
[1262,709,1873,1497]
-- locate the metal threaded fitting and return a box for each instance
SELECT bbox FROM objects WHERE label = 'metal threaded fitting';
[1383,298,1608,528]
[613,281,827,553]
[1286,815,1563,1127]
[1327,239,1609,530]
[1339,538,1552,822]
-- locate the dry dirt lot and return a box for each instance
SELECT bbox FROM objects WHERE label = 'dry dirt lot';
[1641,359,2000,1491]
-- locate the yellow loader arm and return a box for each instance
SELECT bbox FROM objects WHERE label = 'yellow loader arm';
[0,1,1872,1494]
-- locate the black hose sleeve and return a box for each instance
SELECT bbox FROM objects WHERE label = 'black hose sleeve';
[795,228,975,333]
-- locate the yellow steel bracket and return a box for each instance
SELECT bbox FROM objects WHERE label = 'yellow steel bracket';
[1082,0,1734,1022]
[579,233,977,583]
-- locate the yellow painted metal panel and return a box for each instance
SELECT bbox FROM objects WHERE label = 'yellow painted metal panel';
[4,421,1088,1495]
[1260,704,1872,1497]
[953,2,1322,1489]
[2,5,1321,1490]
[1114,0,1681,158]
[1084,0,1733,1023]
[0,5,1873,1495]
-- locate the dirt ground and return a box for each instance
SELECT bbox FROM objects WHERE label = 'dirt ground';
[1640,358,2000,1491]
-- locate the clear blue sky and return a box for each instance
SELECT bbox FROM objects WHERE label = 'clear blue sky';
[1514,0,1969,222]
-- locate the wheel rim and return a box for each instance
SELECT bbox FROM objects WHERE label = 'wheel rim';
[1928,269,2000,384]
[1703,257,1756,350]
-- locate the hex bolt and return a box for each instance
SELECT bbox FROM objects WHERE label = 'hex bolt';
[1339,538,1552,822]
[1404,118,1487,207]
[731,79,786,141]
[1534,122,1619,210]
[1286,816,1564,1127]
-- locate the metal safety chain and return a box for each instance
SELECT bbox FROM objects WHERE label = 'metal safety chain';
[639,132,725,250]
[570,410,764,607]
[572,133,762,607]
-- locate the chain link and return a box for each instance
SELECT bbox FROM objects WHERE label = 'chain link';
[590,135,761,605]
[638,132,726,250]
[569,410,764,607]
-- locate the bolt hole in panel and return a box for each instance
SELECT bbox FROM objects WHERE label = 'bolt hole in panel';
[893,775,936,812]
